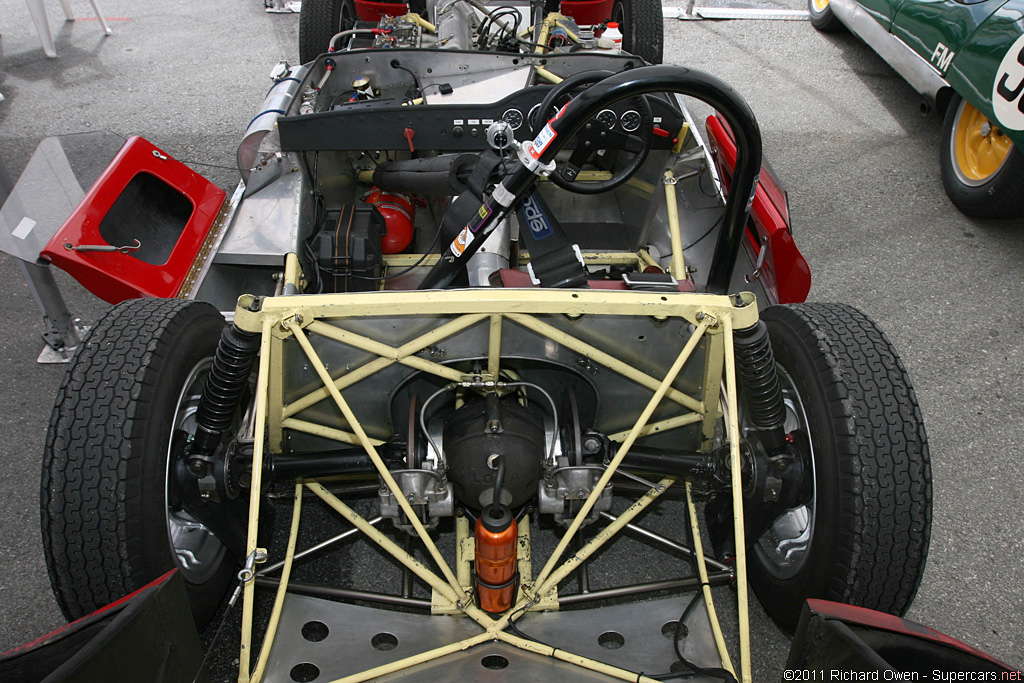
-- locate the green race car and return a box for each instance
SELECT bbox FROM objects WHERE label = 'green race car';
[810,0,1024,218]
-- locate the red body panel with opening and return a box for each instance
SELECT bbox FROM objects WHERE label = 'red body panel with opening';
[41,136,225,304]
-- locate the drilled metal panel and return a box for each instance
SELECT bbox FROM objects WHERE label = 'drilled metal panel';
[262,594,722,682]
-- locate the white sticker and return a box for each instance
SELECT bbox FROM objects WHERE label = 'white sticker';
[468,119,480,125]
[482,118,494,125]
[992,33,1024,132]
[450,225,474,257]
[453,119,464,125]
[12,217,36,239]
[530,123,557,159]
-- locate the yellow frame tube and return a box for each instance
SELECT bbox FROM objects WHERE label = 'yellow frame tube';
[307,483,459,603]
[283,313,489,418]
[606,411,703,442]
[664,170,686,279]
[497,632,661,683]
[249,289,753,323]
[288,322,469,603]
[530,319,710,594]
[250,483,303,683]
[506,313,705,414]
[281,417,384,447]
[487,314,502,378]
[231,290,761,681]
[535,66,563,84]
[328,632,494,683]
[308,483,497,629]
[534,14,554,52]
[284,252,304,292]
[672,121,692,155]
[238,318,274,683]
[305,321,468,382]
[685,482,736,677]
[533,478,675,597]
[723,316,751,683]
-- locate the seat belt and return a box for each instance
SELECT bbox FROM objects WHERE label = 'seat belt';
[514,189,589,289]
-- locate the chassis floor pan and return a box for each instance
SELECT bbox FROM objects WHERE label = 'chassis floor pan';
[262,593,722,682]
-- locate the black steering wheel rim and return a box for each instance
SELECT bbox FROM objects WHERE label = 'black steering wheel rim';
[531,70,654,195]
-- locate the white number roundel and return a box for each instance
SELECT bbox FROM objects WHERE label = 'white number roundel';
[992,33,1024,132]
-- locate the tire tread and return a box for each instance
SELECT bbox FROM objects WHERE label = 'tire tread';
[41,299,220,621]
[754,303,931,625]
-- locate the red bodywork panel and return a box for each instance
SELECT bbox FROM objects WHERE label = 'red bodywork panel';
[353,0,613,26]
[559,0,614,25]
[354,0,408,22]
[41,137,225,304]
[705,114,810,305]
[1,569,178,658]
[805,600,1016,671]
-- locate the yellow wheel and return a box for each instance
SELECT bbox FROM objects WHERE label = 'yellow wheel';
[951,100,1014,186]
[940,93,1024,219]
[808,0,843,32]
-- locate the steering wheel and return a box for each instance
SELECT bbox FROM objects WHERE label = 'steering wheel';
[530,70,654,195]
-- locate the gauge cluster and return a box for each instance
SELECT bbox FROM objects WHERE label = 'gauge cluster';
[281,83,682,153]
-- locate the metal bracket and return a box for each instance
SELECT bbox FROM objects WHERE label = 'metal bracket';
[238,548,268,583]
[744,236,769,283]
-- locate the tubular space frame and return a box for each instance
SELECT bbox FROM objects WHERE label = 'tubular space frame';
[233,288,758,683]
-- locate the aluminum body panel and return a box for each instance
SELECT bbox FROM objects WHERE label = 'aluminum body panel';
[216,169,306,266]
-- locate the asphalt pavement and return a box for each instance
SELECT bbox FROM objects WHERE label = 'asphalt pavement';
[0,0,1022,678]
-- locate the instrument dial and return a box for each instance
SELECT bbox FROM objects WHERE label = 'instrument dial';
[596,109,617,130]
[620,110,641,132]
[502,108,524,130]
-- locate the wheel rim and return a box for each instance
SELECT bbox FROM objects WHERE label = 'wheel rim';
[750,366,817,581]
[951,100,1013,187]
[339,0,356,32]
[811,0,829,12]
[165,359,227,584]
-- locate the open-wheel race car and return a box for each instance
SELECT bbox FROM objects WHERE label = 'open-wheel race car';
[4,0,999,680]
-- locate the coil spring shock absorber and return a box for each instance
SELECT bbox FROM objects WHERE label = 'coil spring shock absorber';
[191,324,262,456]
[733,320,787,454]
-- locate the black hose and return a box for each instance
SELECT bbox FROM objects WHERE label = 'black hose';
[490,455,506,516]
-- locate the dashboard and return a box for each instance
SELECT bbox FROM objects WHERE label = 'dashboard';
[278,86,685,153]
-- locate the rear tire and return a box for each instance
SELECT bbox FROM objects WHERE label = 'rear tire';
[299,0,358,64]
[611,0,663,64]
[747,303,931,630]
[940,93,1024,219]
[41,299,236,626]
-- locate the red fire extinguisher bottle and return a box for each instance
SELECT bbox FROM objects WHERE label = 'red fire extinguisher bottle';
[474,503,518,613]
